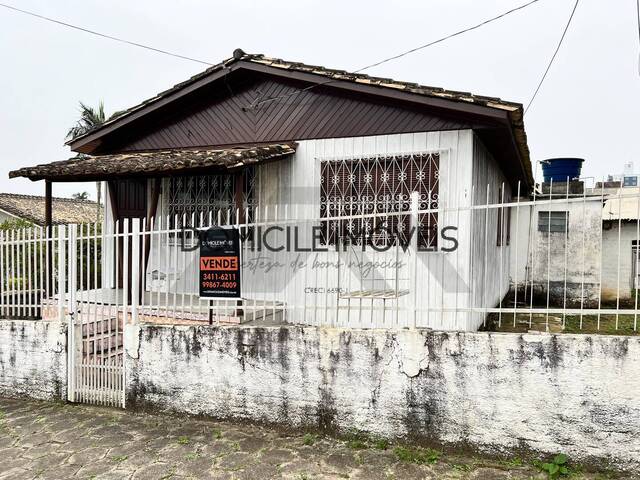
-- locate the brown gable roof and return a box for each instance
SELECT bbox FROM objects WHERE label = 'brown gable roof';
[65,50,531,186]
[0,193,100,226]
[10,144,296,182]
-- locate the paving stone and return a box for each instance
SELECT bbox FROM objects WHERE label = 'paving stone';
[131,462,176,480]
[66,445,108,465]
[0,398,626,480]
[214,451,257,471]
[0,467,32,480]
[258,447,296,465]
[28,464,82,480]
[0,455,30,475]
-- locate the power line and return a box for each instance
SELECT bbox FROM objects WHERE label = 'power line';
[0,2,214,66]
[353,0,542,72]
[248,0,543,110]
[525,0,580,114]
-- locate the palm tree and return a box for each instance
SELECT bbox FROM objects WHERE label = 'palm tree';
[66,101,109,141]
[67,101,121,223]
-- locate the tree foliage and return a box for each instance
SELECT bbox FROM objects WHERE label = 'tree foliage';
[65,101,121,140]
[72,192,89,201]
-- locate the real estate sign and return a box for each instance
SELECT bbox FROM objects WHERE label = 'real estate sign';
[199,227,241,298]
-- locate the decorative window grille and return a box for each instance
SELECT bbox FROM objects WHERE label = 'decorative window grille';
[163,167,258,228]
[320,153,439,248]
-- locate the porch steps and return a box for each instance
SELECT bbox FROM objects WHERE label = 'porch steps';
[80,315,124,363]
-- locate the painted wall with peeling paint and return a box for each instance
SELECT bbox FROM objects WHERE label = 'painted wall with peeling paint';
[0,320,67,400]
[509,198,603,305]
[125,324,640,471]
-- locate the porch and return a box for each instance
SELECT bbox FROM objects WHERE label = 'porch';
[47,288,286,327]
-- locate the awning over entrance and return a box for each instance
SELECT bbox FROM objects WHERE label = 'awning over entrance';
[9,143,296,182]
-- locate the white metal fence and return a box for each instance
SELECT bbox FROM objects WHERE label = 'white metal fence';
[1,176,638,408]
[1,180,639,337]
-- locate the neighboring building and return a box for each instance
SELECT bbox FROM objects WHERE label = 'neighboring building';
[0,193,100,226]
[509,181,640,307]
[590,161,640,193]
[10,50,533,331]
[602,188,640,300]
[509,187,603,307]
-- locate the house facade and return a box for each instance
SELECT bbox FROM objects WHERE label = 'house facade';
[10,50,532,331]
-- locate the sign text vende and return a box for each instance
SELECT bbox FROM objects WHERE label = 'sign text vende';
[200,256,239,271]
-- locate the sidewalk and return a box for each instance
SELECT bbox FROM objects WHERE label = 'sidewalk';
[0,398,620,479]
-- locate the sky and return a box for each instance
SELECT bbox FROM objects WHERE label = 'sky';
[0,0,638,200]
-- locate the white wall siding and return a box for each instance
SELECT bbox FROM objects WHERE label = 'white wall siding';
[254,131,476,330]
[601,222,638,300]
[469,135,511,328]
[139,130,522,331]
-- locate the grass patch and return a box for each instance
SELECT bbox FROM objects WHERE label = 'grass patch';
[302,433,317,446]
[185,452,200,461]
[393,446,440,465]
[111,455,128,463]
[346,438,367,450]
[177,436,190,445]
[500,457,524,468]
[484,312,639,336]
[374,438,390,450]
[212,428,223,440]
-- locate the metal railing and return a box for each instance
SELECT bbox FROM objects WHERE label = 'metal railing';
[0,180,639,334]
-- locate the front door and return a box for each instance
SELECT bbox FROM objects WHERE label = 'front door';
[108,179,147,291]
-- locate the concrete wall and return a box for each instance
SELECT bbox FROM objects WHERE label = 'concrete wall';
[126,324,640,471]
[0,320,67,400]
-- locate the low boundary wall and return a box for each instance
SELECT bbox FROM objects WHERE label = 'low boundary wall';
[125,324,640,471]
[0,319,67,401]
[2,319,637,470]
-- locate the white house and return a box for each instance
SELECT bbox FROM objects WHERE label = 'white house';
[10,50,533,331]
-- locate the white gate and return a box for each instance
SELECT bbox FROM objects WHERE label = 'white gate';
[64,221,138,408]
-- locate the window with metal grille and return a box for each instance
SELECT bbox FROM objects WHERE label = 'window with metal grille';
[538,211,569,233]
[162,168,257,229]
[320,153,439,248]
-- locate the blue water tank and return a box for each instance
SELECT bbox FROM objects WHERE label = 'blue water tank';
[541,158,584,183]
